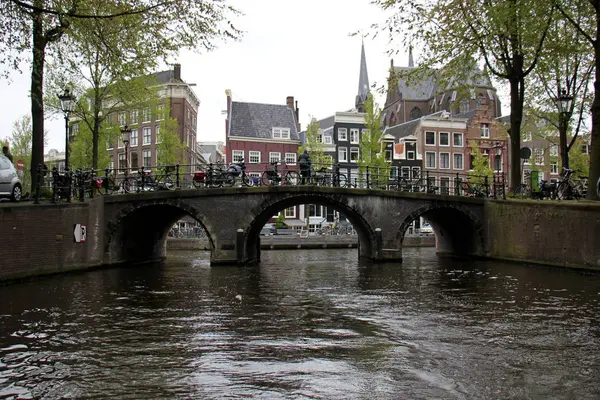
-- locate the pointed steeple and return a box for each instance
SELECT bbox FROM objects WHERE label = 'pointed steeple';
[355,38,370,112]
[408,44,414,68]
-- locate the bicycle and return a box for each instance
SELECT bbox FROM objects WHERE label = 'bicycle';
[311,167,347,188]
[136,166,176,191]
[227,159,254,186]
[555,168,584,200]
[192,163,235,188]
[261,161,300,186]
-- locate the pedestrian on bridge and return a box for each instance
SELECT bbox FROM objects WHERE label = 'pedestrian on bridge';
[299,150,311,184]
[2,145,13,163]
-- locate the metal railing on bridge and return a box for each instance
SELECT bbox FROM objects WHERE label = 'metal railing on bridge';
[29,161,508,204]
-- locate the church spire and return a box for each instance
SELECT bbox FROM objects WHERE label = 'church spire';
[355,38,370,113]
[408,44,414,68]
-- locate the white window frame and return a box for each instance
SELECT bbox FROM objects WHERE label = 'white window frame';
[285,152,296,165]
[284,207,296,218]
[338,128,348,141]
[272,127,290,139]
[131,109,139,125]
[350,129,360,144]
[550,144,558,157]
[323,135,332,144]
[534,148,544,165]
[269,152,281,163]
[249,151,261,164]
[439,132,450,146]
[480,123,490,138]
[407,150,415,160]
[425,151,436,168]
[350,147,360,162]
[142,107,151,123]
[425,131,436,146]
[118,112,126,126]
[130,129,138,147]
[453,132,463,147]
[453,153,464,170]
[155,125,161,144]
[143,127,152,145]
[156,104,164,121]
[338,147,348,162]
[143,149,152,167]
[439,152,450,169]
[232,150,244,163]
[550,161,558,174]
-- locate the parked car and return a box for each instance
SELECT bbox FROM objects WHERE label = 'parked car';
[260,223,277,235]
[0,155,22,202]
[420,223,433,234]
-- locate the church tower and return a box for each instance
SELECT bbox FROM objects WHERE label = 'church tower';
[355,39,370,113]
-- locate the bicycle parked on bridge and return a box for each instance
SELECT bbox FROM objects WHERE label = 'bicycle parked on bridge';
[261,161,300,186]
[193,163,235,188]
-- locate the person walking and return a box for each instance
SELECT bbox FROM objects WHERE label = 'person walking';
[2,145,13,163]
[298,149,311,184]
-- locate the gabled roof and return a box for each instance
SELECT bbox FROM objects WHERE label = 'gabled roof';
[229,101,299,140]
[393,67,437,101]
[455,109,478,125]
[154,69,184,84]
[384,118,422,139]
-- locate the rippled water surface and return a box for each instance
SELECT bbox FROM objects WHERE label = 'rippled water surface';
[1,248,600,399]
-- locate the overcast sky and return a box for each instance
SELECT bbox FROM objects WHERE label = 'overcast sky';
[0,0,505,153]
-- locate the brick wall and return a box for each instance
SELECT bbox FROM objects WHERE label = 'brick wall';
[0,201,102,281]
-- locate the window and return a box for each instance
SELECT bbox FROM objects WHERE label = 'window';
[550,161,558,174]
[440,177,450,195]
[285,207,296,218]
[272,127,290,139]
[401,166,410,179]
[582,144,590,154]
[285,152,296,165]
[480,123,490,138]
[338,147,348,162]
[130,129,138,147]
[550,144,558,156]
[118,112,126,126]
[338,128,347,141]
[323,135,332,144]
[453,153,464,170]
[411,167,421,179]
[118,153,127,172]
[440,152,450,169]
[249,151,260,164]
[143,127,152,145]
[72,123,80,136]
[350,148,359,162]
[494,154,502,172]
[425,131,435,145]
[269,152,281,162]
[232,150,244,163]
[131,152,138,169]
[142,107,151,122]
[425,151,436,168]
[350,129,360,144]
[523,132,532,142]
[534,148,544,165]
[439,132,449,146]
[155,125,161,144]
[453,133,463,147]
[109,161,114,171]
[156,104,164,120]
[407,150,415,160]
[143,150,151,167]
[131,109,139,125]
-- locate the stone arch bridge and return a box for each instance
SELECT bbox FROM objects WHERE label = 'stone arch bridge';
[102,186,487,265]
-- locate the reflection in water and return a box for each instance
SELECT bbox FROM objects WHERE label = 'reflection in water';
[1,248,599,399]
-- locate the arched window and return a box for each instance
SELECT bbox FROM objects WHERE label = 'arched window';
[409,107,422,119]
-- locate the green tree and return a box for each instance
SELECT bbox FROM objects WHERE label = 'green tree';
[275,214,288,229]
[468,140,495,186]
[69,120,117,171]
[568,137,590,179]
[358,94,389,186]
[0,0,240,196]
[298,117,326,168]
[156,105,184,166]
[374,0,555,191]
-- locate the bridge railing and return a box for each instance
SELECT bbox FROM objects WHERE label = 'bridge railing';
[31,161,509,203]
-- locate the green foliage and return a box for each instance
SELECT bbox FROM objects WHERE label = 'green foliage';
[358,94,389,184]
[70,122,116,171]
[568,137,590,179]
[157,104,184,166]
[468,141,495,185]
[299,117,327,168]
[275,214,288,229]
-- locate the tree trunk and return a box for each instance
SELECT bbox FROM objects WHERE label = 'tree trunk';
[508,77,524,191]
[559,117,569,170]
[30,7,46,192]
[586,43,600,200]
[92,110,100,170]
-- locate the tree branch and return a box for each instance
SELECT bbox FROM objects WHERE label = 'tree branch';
[9,0,168,19]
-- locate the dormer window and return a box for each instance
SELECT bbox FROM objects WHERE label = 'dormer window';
[272,127,290,139]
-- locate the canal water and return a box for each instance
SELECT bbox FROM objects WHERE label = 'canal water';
[1,248,599,399]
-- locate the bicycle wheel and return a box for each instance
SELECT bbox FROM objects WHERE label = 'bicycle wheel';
[285,171,300,185]
[262,171,275,186]
[160,176,175,190]
[222,173,235,187]
[513,184,528,198]
[120,177,133,193]
[335,173,348,188]
[241,174,252,187]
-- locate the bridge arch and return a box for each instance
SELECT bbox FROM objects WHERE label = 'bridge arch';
[105,200,216,264]
[243,193,377,263]
[397,202,485,256]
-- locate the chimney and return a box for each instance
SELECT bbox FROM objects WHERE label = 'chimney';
[295,100,300,132]
[286,96,295,110]
[174,63,181,81]
[225,89,232,138]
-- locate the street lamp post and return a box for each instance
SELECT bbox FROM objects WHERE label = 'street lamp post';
[121,125,132,178]
[58,89,76,172]
[554,88,574,170]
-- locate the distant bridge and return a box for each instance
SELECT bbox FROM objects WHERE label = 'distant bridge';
[102,186,487,265]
